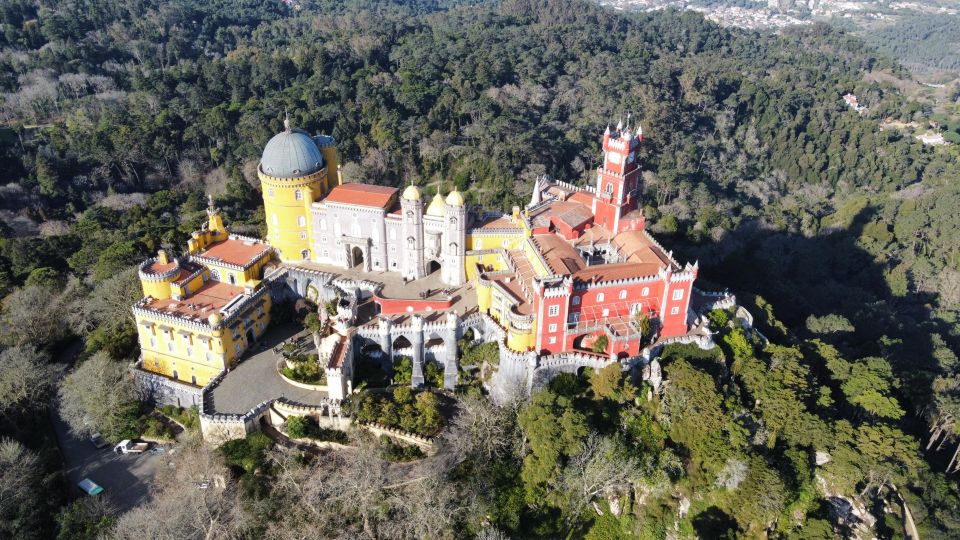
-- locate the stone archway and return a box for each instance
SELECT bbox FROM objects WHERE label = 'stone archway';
[351,246,364,269]
[427,260,441,275]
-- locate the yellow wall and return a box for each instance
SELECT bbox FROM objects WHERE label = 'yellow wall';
[204,255,271,288]
[466,232,525,251]
[136,293,272,387]
[141,278,173,300]
[260,168,325,262]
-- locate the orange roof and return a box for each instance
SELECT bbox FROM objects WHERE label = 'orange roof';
[533,234,586,274]
[529,201,593,230]
[141,260,177,276]
[324,183,398,208]
[573,261,662,283]
[142,281,249,321]
[568,191,595,208]
[197,238,271,268]
[475,215,522,231]
[611,230,673,267]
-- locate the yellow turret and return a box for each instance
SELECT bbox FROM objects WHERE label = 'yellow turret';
[426,192,446,216]
[138,249,179,300]
[259,116,330,262]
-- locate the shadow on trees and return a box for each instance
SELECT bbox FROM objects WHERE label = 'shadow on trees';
[691,506,738,540]
[676,205,957,466]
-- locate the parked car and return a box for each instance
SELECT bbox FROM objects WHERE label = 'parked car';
[78,478,104,496]
[89,433,108,449]
[113,440,149,454]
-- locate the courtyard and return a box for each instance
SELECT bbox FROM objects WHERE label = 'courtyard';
[207,323,329,414]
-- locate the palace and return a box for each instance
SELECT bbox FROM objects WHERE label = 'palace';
[132,116,700,410]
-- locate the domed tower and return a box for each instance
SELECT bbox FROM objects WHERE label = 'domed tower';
[258,116,336,262]
[400,185,425,280]
[443,189,466,286]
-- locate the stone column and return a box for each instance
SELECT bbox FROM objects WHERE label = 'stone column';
[410,315,425,388]
[442,311,460,390]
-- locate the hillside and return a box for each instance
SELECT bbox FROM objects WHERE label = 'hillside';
[0,0,958,537]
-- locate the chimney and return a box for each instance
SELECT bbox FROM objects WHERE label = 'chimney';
[157,249,170,265]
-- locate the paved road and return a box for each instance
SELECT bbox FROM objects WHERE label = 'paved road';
[51,340,167,514]
[209,323,330,414]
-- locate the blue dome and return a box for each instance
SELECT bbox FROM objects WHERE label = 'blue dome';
[260,128,324,178]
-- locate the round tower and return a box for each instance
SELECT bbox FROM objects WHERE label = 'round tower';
[258,116,328,262]
[138,249,179,299]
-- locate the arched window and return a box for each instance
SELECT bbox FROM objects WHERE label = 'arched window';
[406,211,413,220]
[449,217,457,227]
[407,237,415,249]
[641,287,649,296]
[449,242,458,252]
[294,189,303,200]
[298,215,306,227]
[596,292,605,302]
[210,268,220,281]
[572,296,580,306]
[301,249,310,260]
[605,183,613,194]
[619,289,627,300]
[228,273,236,285]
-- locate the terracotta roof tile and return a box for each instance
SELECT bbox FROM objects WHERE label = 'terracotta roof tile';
[198,238,271,268]
[324,183,398,208]
[142,281,250,321]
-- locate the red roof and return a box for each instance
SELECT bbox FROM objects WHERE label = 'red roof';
[324,183,398,208]
[142,280,248,320]
[568,191,595,208]
[573,261,663,283]
[198,238,271,268]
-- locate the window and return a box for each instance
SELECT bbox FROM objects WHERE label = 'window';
[210,268,220,281]
[150,337,156,348]
[268,188,274,197]
[206,352,214,363]
[602,308,610,317]
[619,289,627,300]
[301,249,310,260]
[300,231,307,240]
[502,239,509,248]
[548,323,557,333]
[228,273,236,285]
[167,341,174,352]
[672,289,684,301]
[548,337,557,345]
[272,214,278,226]
[294,189,303,200]
[641,287,649,296]
[449,217,457,227]
[389,229,397,240]
[548,305,560,317]
[572,296,580,306]
[322,250,329,257]
[671,306,680,315]
[320,220,327,230]
[186,347,193,357]
[235,343,242,354]
[605,183,613,194]
[475,239,483,249]
[597,292,605,302]
[298,215,306,227]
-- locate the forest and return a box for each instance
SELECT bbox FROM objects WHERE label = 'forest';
[0,0,959,537]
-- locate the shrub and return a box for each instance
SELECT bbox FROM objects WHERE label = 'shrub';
[378,436,425,462]
[220,432,273,473]
[591,335,609,354]
[286,416,309,439]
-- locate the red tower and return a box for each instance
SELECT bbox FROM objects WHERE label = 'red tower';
[593,122,642,233]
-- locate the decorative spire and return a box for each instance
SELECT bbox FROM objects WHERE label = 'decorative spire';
[604,124,611,135]
[283,111,291,132]
[626,111,631,131]
[616,117,623,132]
[529,175,542,207]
